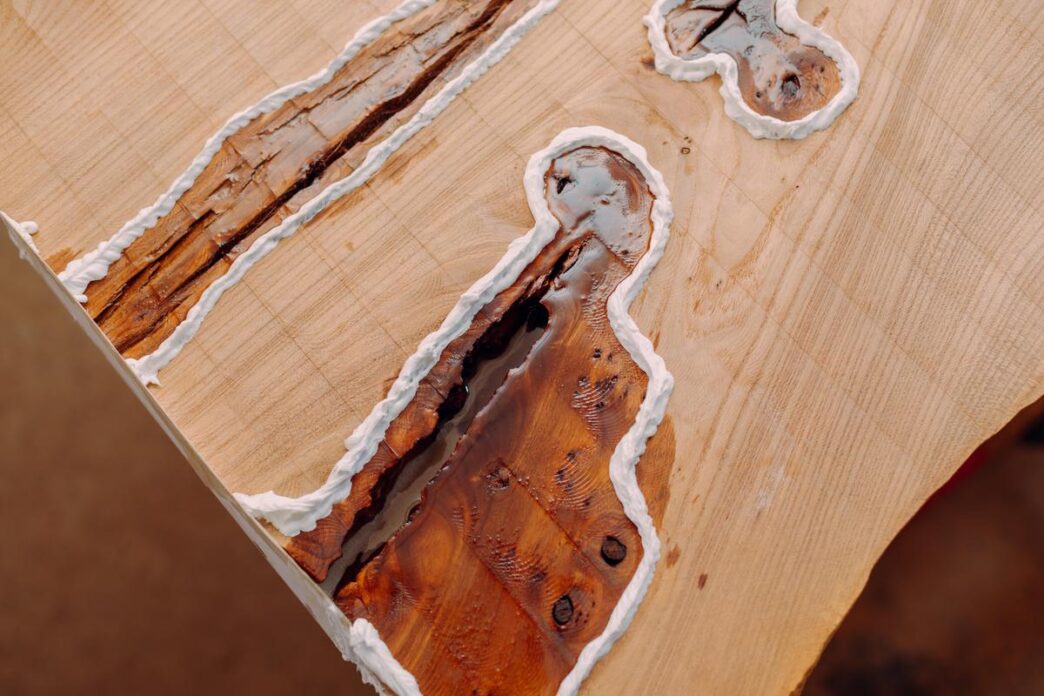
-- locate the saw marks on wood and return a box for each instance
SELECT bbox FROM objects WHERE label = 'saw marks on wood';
[75,0,539,359]
[663,0,842,120]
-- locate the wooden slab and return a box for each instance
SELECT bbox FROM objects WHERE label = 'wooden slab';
[1,0,1042,693]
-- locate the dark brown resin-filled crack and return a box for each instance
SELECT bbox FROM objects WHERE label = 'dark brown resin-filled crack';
[286,146,672,694]
[77,0,538,358]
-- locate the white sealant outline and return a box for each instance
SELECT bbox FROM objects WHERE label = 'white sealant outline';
[643,0,860,140]
[114,0,564,386]
[0,212,39,256]
[57,0,440,303]
[237,126,675,696]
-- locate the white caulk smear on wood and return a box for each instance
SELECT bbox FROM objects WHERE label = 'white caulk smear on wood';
[57,0,440,303]
[644,0,860,139]
[1,212,40,257]
[236,126,675,696]
[122,0,564,386]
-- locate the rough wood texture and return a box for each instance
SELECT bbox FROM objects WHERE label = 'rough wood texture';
[288,149,666,591]
[312,147,663,693]
[0,235,370,696]
[2,0,1042,694]
[80,0,538,358]
[664,0,842,120]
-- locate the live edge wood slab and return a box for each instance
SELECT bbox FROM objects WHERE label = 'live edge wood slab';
[1,0,1042,694]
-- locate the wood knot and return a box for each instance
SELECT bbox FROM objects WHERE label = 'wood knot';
[552,594,574,626]
[600,536,627,566]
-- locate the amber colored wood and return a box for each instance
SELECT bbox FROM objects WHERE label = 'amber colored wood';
[78,0,539,359]
[285,239,564,582]
[2,0,1042,694]
[287,149,671,593]
[664,0,842,121]
[331,147,660,694]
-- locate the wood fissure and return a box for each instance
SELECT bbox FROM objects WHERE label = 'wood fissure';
[286,146,671,694]
[664,0,842,121]
[688,0,741,51]
[82,0,537,358]
[318,266,565,588]
[288,239,584,583]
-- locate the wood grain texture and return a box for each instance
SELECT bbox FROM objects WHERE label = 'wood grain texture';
[1,0,1042,693]
[80,0,538,358]
[323,146,664,694]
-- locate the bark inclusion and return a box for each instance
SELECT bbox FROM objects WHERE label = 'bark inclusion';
[287,147,660,694]
[80,0,537,358]
[664,0,842,121]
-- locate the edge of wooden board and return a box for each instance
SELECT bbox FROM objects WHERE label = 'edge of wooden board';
[0,215,349,664]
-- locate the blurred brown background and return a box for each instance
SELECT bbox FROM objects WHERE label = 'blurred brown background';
[0,237,367,694]
[2,234,1041,694]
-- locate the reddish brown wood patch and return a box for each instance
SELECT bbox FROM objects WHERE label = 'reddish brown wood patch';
[664,0,842,121]
[75,0,539,359]
[285,147,673,694]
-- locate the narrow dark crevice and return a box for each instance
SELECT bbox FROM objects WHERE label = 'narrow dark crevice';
[318,241,585,597]
[555,174,573,195]
[687,0,741,52]
[95,0,517,352]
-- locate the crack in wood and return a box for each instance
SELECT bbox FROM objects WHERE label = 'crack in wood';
[665,0,842,121]
[289,240,585,584]
[83,0,536,358]
[285,146,674,694]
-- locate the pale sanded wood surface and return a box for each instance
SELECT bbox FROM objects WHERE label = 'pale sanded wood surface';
[1,0,1042,693]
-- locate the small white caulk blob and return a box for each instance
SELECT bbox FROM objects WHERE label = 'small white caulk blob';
[643,0,860,139]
